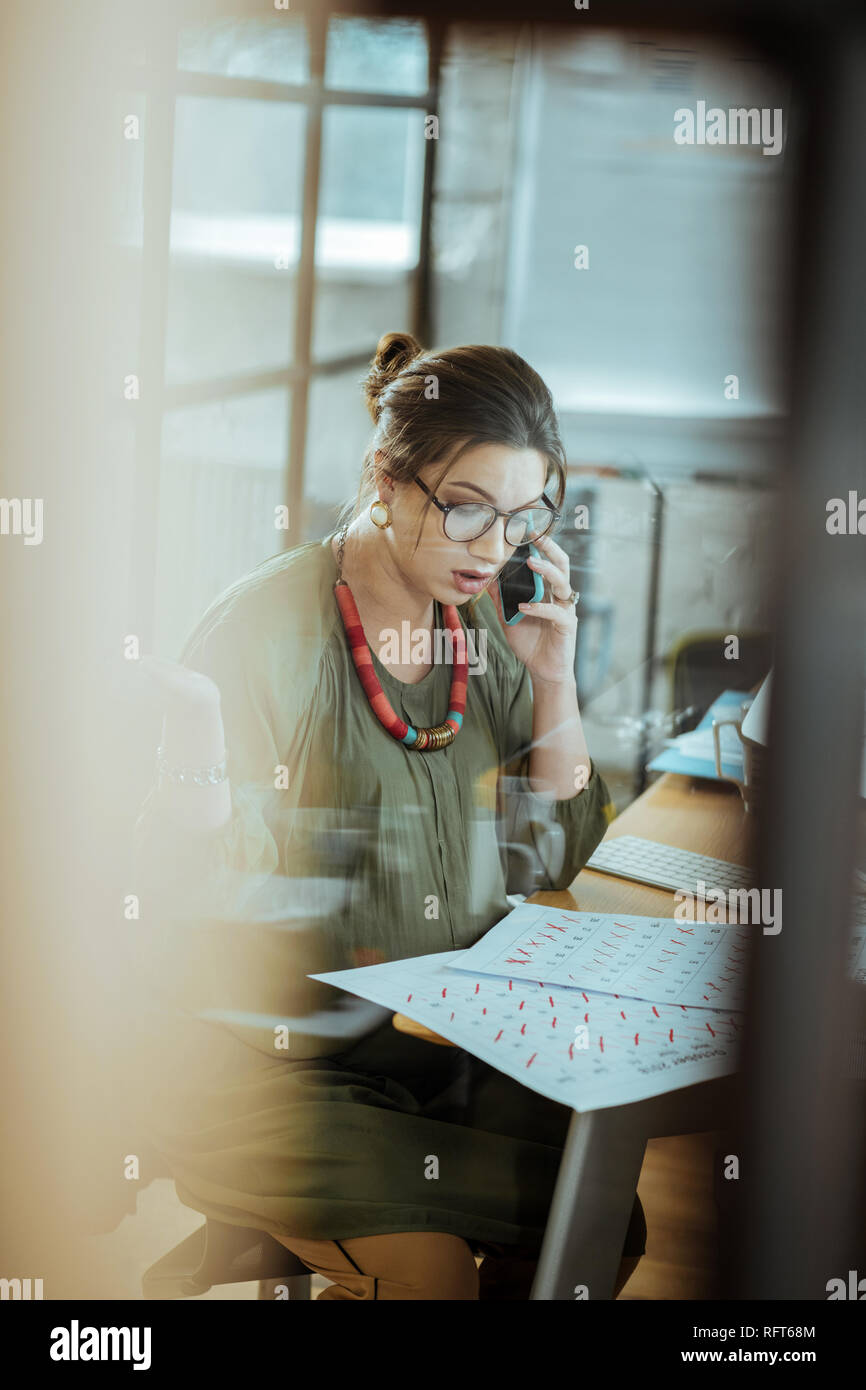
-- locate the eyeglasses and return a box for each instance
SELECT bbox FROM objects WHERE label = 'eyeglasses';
[415,477,560,546]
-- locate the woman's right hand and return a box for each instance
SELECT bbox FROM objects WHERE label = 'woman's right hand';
[136,655,232,829]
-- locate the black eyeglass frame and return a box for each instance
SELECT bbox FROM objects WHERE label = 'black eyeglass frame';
[413,477,561,545]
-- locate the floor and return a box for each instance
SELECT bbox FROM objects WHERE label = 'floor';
[619,1132,722,1300]
[83,1131,721,1300]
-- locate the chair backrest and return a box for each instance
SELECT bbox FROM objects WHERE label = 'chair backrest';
[668,631,773,731]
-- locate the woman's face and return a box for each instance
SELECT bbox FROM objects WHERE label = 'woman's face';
[380,442,550,606]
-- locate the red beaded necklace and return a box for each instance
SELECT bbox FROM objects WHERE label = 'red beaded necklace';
[332,526,468,751]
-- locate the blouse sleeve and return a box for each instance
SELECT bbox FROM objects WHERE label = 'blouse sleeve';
[131,598,323,930]
[495,657,616,897]
[130,587,356,1054]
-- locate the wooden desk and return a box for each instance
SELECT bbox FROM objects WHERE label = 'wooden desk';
[394,772,753,1298]
[575,770,755,915]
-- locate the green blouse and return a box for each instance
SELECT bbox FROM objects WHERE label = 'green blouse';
[134,534,615,1063]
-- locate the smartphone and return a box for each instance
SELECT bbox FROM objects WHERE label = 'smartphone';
[497,543,544,624]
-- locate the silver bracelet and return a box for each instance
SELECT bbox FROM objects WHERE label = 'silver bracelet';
[156,744,228,786]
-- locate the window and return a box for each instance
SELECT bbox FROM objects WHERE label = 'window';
[123,8,440,656]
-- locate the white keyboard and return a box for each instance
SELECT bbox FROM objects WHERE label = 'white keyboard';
[586,835,754,896]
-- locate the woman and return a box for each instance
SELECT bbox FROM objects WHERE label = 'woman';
[133,332,647,1300]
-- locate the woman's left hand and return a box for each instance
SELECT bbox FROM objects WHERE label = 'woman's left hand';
[487,534,579,686]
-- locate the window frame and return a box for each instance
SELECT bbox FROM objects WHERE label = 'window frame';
[130,6,444,646]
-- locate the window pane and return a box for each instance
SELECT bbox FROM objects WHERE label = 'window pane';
[155,389,290,656]
[503,30,790,418]
[178,15,309,84]
[303,371,374,538]
[432,25,522,344]
[162,389,289,469]
[325,16,428,95]
[313,106,425,358]
[167,96,305,384]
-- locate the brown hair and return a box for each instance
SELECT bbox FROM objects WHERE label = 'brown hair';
[338,331,568,544]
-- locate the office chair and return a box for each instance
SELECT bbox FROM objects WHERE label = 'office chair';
[665,630,773,732]
[135,1136,311,1299]
[142,1215,313,1300]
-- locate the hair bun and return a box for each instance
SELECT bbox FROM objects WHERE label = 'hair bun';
[362,330,424,423]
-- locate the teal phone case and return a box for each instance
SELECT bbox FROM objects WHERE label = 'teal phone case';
[500,543,544,624]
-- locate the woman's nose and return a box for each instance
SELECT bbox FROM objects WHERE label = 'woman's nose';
[468,518,512,567]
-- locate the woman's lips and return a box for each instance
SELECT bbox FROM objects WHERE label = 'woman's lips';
[451,569,496,595]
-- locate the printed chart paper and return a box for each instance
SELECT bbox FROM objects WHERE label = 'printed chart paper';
[311,950,741,1112]
[448,903,751,1010]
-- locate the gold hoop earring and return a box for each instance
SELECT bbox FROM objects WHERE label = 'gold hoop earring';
[370,499,392,530]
